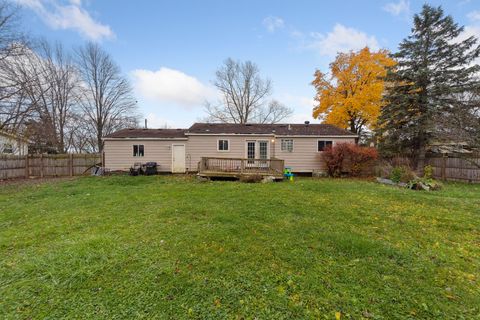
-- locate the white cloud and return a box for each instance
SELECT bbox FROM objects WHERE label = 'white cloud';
[278,94,318,123]
[145,113,176,129]
[131,67,216,108]
[307,24,379,57]
[467,10,480,22]
[15,0,114,41]
[383,0,410,16]
[262,16,285,33]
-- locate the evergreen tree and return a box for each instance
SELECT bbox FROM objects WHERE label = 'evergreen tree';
[377,4,480,168]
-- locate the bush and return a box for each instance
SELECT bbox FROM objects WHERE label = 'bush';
[424,165,433,179]
[322,143,378,177]
[407,177,442,191]
[390,165,416,183]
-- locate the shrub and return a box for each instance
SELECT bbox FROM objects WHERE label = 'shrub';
[390,165,416,183]
[407,177,442,191]
[322,143,378,177]
[424,165,433,179]
[390,166,403,183]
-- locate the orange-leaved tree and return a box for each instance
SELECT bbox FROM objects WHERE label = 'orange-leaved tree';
[311,47,396,135]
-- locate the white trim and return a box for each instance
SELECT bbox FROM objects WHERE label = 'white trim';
[185,133,358,139]
[258,140,270,159]
[275,135,358,138]
[217,139,230,152]
[103,137,188,141]
[316,139,334,152]
[186,133,357,138]
[245,140,255,159]
[171,143,186,173]
[132,144,145,157]
[280,138,294,152]
[186,133,274,137]
[244,140,270,159]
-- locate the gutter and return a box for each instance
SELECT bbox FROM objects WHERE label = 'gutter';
[102,137,189,141]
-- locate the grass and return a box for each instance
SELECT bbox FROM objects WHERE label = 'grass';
[0,175,479,319]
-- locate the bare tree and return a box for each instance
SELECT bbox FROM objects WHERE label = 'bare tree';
[252,99,292,124]
[0,1,26,61]
[0,1,32,132]
[435,91,480,149]
[3,41,79,153]
[75,42,138,152]
[204,58,292,124]
[41,41,79,152]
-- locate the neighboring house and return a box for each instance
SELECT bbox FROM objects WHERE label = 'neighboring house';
[103,122,357,173]
[0,130,29,156]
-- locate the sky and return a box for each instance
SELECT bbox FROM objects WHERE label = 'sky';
[14,0,480,128]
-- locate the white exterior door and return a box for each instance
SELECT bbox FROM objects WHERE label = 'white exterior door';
[245,140,269,167]
[172,144,186,173]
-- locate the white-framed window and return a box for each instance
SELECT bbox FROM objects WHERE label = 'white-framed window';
[133,144,144,157]
[281,139,294,152]
[2,143,13,154]
[317,140,333,152]
[218,139,229,151]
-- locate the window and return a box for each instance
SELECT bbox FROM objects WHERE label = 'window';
[281,139,293,152]
[218,139,229,151]
[2,143,13,154]
[133,144,144,157]
[317,140,333,152]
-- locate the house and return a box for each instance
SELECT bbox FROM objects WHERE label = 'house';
[0,129,29,156]
[102,122,357,174]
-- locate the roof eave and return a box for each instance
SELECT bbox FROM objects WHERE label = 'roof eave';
[103,137,188,141]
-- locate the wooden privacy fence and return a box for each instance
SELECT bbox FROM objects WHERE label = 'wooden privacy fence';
[384,153,480,183]
[426,153,480,183]
[0,154,101,180]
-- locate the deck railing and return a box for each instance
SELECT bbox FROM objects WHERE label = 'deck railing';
[198,157,284,175]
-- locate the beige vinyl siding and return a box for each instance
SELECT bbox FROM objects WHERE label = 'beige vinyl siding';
[186,135,274,171]
[104,139,186,172]
[104,135,356,173]
[274,137,356,172]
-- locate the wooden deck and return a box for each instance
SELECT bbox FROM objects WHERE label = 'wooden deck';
[198,157,284,180]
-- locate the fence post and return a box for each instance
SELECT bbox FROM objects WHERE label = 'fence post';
[69,154,74,177]
[25,154,29,178]
[441,153,447,181]
[40,154,44,178]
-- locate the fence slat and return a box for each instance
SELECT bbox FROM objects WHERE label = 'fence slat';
[0,154,101,180]
[387,154,480,183]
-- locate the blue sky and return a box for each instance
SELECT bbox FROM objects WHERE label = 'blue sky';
[15,0,480,128]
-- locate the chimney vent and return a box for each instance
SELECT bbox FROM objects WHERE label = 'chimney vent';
[144,119,148,129]
[304,121,310,125]
[288,124,291,131]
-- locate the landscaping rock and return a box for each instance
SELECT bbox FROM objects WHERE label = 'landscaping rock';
[261,176,275,183]
[312,170,328,178]
[196,175,210,182]
[376,177,396,185]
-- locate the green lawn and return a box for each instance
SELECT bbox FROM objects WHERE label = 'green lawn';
[1,176,479,319]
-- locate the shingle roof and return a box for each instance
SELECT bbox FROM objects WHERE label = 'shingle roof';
[104,128,187,139]
[103,123,356,139]
[187,123,356,136]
